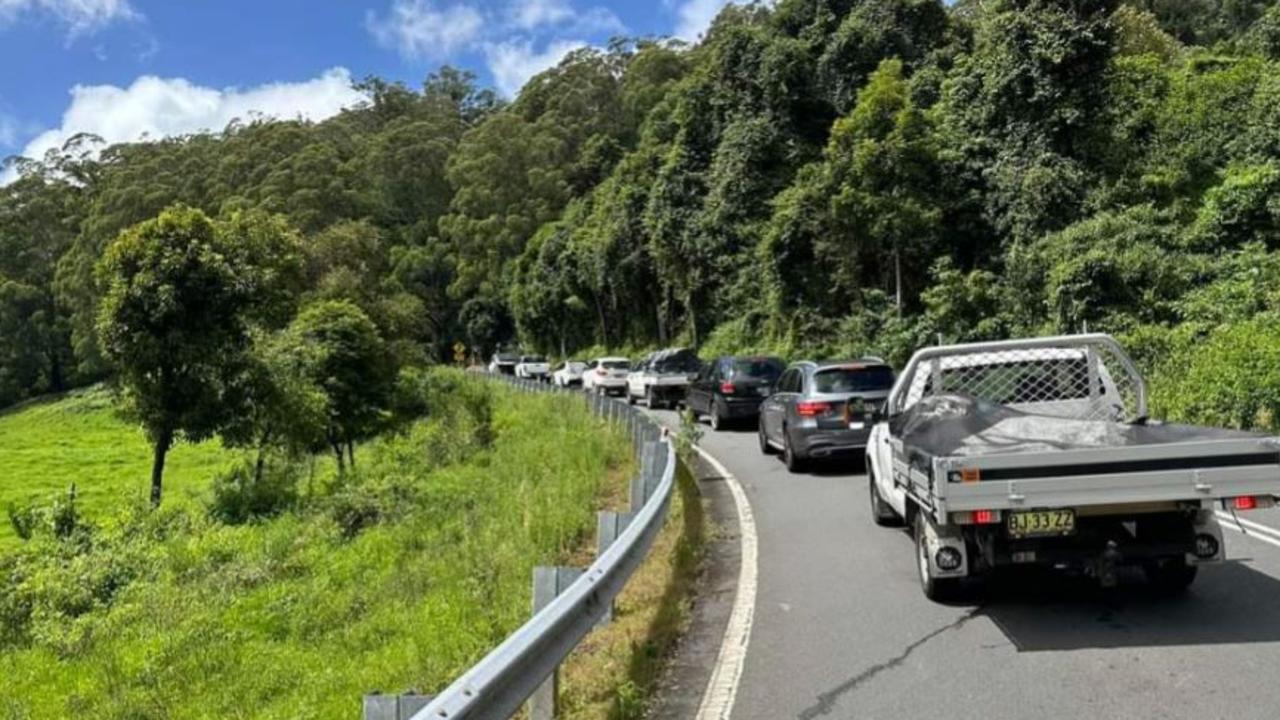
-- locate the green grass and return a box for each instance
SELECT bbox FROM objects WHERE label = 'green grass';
[0,386,242,548]
[0,376,634,719]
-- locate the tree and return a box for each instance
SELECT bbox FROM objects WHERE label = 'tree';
[287,300,395,473]
[96,206,301,506]
[219,330,329,484]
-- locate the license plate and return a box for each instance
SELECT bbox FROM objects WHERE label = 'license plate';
[848,421,864,430]
[757,386,769,396]
[1007,509,1076,539]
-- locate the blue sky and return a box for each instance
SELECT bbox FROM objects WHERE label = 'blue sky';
[0,0,734,165]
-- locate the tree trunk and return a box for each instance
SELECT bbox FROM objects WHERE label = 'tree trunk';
[150,428,173,508]
[594,296,609,347]
[48,346,65,393]
[333,442,346,475]
[254,430,272,484]
[894,246,903,315]
[686,290,699,348]
[347,441,355,469]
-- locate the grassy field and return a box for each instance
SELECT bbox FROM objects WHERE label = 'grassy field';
[0,374,639,719]
[0,386,241,547]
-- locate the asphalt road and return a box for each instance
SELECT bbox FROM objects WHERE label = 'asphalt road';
[645,407,1280,720]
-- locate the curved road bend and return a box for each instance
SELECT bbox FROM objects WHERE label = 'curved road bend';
[646,407,1280,720]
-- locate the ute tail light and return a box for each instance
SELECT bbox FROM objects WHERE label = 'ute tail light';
[1231,495,1275,510]
[952,509,1001,525]
[720,382,736,394]
[796,401,832,417]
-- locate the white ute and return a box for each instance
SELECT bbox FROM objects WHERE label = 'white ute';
[867,334,1280,600]
[514,355,550,381]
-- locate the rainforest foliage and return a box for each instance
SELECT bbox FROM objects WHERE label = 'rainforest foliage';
[5,0,1280,435]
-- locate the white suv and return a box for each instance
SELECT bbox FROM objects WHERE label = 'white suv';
[583,357,630,395]
[553,360,588,387]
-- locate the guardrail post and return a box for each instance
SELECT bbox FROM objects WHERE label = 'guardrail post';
[596,510,636,624]
[363,693,433,720]
[629,441,667,510]
[529,566,585,720]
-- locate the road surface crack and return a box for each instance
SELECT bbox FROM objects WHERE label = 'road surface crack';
[796,608,982,720]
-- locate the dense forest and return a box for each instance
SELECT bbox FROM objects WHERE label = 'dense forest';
[5,0,1280,438]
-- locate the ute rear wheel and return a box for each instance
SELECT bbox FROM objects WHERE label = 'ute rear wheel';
[869,468,902,527]
[914,513,962,602]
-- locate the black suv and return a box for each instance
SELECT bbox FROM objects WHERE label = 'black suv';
[686,356,786,430]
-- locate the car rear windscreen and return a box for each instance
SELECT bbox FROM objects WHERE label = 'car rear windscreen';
[522,356,546,363]
[813,366,894,393]
[729,358,784,381]
[602,360,629,370]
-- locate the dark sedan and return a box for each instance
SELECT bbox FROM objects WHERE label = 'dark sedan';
[686,355,786,430]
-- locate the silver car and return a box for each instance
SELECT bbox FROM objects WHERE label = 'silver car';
[758,360,895,472]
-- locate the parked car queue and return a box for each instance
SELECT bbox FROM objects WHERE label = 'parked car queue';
[491,349,896,471]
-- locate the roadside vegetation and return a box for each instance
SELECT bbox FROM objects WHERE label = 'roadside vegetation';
[7,1,1280,437]
[0,370,637,719]
[3,0,1280,710]
[0,386,238,548]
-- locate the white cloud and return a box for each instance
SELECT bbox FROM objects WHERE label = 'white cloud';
[505,0,623,35]
[673,0,732,41]
[0,0,139,39]
[508,0,573,30]
[366,0,484,59]
[16,68,365,164]
[485,39,588,97]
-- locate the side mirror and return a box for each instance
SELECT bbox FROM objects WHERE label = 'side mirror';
[870,403,891,424]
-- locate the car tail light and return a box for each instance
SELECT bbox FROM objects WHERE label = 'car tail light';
[596,368,607,376]
[796,401,831,417]
[720,382,736,394]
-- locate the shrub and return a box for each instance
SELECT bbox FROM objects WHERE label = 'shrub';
[1150,316,1280,431]
[208,460,300,525]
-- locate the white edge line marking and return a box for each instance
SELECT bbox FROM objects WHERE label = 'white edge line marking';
[693,442,758,720]
[1215,511,1280,550]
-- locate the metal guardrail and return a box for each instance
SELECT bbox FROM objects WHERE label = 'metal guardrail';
[400,372,674,720]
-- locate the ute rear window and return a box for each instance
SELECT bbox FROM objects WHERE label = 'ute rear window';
[729,358,784,381]
[655,355,700,372]
[813,366,894,393]
[522,356,546,363]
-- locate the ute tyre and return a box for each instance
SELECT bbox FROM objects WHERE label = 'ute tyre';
[759,422,775,455]
[1144,558,1198,594]
[869,469,902,527]
[915,513,962,602]
[783,429,806,473]
[626,389,636,405]
[646,386,657,409]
